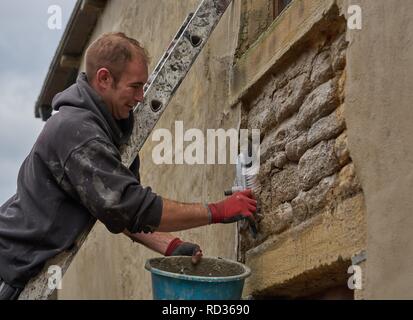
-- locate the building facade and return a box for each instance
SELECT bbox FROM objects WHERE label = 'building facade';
[35,0,413,299]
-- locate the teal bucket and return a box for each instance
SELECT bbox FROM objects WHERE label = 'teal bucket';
[145,256,251,300]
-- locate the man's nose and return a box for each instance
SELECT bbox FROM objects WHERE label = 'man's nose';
[134,88,144,103]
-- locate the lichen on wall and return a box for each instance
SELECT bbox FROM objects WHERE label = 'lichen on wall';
[235,0,277,60]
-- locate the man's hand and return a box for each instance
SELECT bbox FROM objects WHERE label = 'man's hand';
[207,189,257,224]
[165,237,203,265]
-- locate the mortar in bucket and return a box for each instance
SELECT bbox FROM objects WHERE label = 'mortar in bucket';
[145,256,251,300]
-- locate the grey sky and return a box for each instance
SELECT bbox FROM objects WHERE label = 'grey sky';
[0,0,77,203]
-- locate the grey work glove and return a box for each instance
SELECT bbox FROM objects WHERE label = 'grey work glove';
[165,238,203,265]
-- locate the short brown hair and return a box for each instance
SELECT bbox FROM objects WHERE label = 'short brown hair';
[85,32,150,84]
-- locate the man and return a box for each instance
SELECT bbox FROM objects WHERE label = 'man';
[0,32,257,300]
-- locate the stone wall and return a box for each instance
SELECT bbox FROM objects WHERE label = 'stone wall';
[239,20,363,261]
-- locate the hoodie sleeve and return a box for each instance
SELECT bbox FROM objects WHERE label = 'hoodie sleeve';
[62,138,163,234]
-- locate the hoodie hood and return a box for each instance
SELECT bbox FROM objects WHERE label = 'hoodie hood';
[51,72,134,147]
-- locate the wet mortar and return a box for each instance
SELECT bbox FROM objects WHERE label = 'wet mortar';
[149,257,245,277]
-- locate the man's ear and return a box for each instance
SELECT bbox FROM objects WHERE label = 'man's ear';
[95,68,113,90]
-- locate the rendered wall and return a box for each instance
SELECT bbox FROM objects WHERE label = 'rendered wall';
[343,0,413,299]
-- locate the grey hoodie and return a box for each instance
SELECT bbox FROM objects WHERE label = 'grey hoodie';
[0,72,163,288]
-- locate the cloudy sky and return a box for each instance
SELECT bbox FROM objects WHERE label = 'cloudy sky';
[0,1,77,203]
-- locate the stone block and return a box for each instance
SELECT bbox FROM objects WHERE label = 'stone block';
[244,193,366,297]
[259,100,281,135]
[284,44,319,81]
[331,33,348,72]
[269,152,288,169]
[334,131,350,166]
[260,119,300,162]
[273,73,312,125]
[248,94,273,131]
[298,140,340,190]
[259,129,279,163]
[291,174,337,224]
[258,183,272,214]
[271,164,300,205]
[307,104,346,147]
[275,118,301,149]
[334,162,362,200]
[296,79,339,130]
[259,152,288,181]
[310,50,334,87]
[285,133,309,162]
[271,71,288,91]
[257,161,272,181]
[260,202,294,236]
[338,71,346,103]
[333,49,346,73]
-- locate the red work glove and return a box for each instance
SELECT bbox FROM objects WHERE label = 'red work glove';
[207,189,257,224]
[165,237,203,265]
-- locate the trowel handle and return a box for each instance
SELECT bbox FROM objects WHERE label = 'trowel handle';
[249,220,258,239]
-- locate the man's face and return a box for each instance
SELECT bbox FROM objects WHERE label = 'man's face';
[106,55,148,120]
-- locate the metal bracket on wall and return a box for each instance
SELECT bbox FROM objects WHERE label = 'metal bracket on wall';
[19,0,233,300]
[351,250,367,265]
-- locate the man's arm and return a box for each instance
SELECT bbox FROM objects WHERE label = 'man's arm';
[156,199,209,232]
[122,189,256,251]
[155,189,257,232]
[123,229,178,255]
[123,230,203,264]
[63,139,163,234]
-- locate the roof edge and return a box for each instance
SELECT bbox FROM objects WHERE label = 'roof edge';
[34,0,107,121]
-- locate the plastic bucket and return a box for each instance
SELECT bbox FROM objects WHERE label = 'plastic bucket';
[145,256,251,300]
